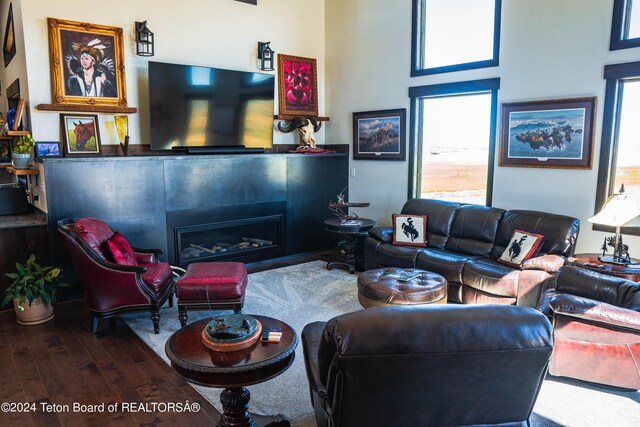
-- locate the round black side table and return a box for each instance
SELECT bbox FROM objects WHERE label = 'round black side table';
[323,217,375,274]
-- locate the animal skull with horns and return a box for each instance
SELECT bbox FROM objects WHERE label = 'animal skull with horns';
[277,117,322,149]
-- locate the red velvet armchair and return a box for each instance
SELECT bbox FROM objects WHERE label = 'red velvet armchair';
[539,265,640,389]
[58,218,174,334]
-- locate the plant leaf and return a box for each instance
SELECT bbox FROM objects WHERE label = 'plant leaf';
[1,294,13,308]
[15,263,26,276]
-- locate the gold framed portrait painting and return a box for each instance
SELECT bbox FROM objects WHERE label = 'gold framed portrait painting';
[47,18,127,107]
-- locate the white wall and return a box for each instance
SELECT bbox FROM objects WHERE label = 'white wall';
[18,0,326,148]
[325,0,640,254]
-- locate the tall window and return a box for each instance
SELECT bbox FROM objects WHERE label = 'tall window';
[411,0,502,76]
[611,0,640,50]
[596,62,640,234]
[408,79,499,205]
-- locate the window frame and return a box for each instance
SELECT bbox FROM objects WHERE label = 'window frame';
[408,78,500,205]
[411,0,502,76]
[594,61,640,235]
[610,0,640,50]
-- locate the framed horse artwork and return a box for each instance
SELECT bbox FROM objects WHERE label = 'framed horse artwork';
[60,113,102,156]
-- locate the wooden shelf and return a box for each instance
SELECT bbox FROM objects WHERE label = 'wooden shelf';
[36,104,138,114]
[6,166,38,176]
[274,115,330,122]
[5,130,30,136]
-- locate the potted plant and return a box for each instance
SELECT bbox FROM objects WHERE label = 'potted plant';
[12,133,35,169]
[2,255,63,325]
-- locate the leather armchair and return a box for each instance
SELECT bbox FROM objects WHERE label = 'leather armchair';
[539,265,640,389]
[302,304,553,427]
[58,218,174,334]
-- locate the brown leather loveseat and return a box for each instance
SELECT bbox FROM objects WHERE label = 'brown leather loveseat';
[538,265,640,389]
[302,304,553,426]
[364,199,580,307]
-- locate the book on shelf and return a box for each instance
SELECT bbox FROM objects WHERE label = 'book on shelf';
[385,271,421,282]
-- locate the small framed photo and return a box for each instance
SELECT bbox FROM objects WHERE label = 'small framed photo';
[499,97,596,169]
[353,109,406,161]
[0,139,12,163]
[277,54,318,116]
[35,141,61,158]
[60,114,102,156]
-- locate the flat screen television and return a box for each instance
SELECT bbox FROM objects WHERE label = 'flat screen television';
[148,61,275,152]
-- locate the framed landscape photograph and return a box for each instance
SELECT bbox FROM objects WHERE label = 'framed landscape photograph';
[60,114,102,156]
[353,109,406,161]
[47,18,127,106]
[499,97,596,169]
[277,54,318,116]
[35,141,61,158]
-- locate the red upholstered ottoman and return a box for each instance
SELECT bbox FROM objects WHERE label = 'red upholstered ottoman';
[175,262,248,327]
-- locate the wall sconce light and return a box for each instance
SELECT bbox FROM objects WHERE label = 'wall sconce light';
[114,115,129,156]
[135,21,154,56]
[257,41,274,71]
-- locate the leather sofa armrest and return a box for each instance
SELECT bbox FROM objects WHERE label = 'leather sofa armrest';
[132,247,163,263]
[550,293,640,332]
[537,288,559,318]
[554,265,640,307]
[368,226,393,244]
[302,322,328,398]
[521,254,566,273]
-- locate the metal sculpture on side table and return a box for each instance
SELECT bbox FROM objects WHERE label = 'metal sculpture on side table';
[325,187,374,273]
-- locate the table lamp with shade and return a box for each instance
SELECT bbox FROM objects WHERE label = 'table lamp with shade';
[114,115,129,156]
[588,184,640,264]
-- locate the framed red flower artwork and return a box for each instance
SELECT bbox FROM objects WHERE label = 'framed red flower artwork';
[277,54,318,116]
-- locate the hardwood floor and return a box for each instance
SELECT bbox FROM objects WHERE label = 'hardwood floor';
[0,251,331,426]
[0,300,221,426]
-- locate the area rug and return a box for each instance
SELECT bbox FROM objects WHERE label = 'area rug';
[122,261,640,426]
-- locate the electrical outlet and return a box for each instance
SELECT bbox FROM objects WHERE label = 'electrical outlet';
[350,168,356,177]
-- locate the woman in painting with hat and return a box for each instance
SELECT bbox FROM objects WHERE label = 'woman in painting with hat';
[66,39,115,97]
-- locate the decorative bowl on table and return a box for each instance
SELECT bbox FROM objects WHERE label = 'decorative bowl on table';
[201,313,262,352]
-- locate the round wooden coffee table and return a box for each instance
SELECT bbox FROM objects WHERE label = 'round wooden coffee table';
[165,315,298,427]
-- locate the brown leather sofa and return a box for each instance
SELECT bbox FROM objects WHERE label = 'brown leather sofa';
[302,304,553,427]
[538,265,640,389]
[364,199,580,307]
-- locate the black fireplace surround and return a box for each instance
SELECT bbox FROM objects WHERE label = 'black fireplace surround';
[42,153,348,294]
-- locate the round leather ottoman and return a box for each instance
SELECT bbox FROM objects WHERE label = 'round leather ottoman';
[357,268,448,308]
